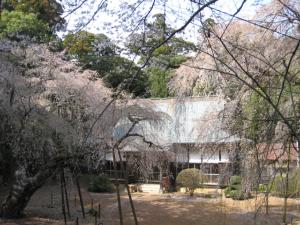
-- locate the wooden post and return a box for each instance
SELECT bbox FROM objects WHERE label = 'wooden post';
[98,203,101,219]
[283,141,291,225]
[75,175,85,218]
[117,149,138,225]
[50,192,53,208]
[75,216,79,225]
[62,170,71,218]
[112,148,124,225]
[265,191,269,215]
[60,172,67,225]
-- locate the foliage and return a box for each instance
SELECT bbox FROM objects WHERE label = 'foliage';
[99,56,149,96]
[270,169,300,198]
[224,186,232,197]
[0,42,119,217]
[193,80,217,96]
[229,175,242,186]
[229,189,250,200]
[225,175,251,200]
[88,174,115,193]
[48,38,64,52]
[176,168,207,196]
[258,184,267,193]
[63,31,148,96]
[147,68,170,98]
[241,84,284,142]
[126,14,196,97]
[0,10,50,41]
[63,31,96,59]
[63,31,116,60]
[3,0,65,31]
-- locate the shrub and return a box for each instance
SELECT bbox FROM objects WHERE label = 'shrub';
[88,174,115,193]
[224,175,251,200]
[258,184,267,193]
[224,186,243,199]
[176,168,207,196]
[229,175,242,186]
[270,169,300,198]
[224,186,232,197]
[289,168,300,197]
[270,175,285,197]
[229,190,250,200]
[0,10,50,42]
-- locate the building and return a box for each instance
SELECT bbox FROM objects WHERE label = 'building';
[257,142,299,183]
[104,96,243,187]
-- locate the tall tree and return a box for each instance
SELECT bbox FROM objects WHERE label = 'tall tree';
[3,0,65,31]
[64,31,148,96]
[127,13,196,97]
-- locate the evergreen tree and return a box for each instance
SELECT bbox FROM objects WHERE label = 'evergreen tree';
[127,13,196,97]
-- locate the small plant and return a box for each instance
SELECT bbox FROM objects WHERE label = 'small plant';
[88,174,115,193]
[176,168,207,196]
[224,186,231,197]
[258,184,267,193]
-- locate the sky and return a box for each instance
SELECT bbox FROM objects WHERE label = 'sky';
[61,0,269,44]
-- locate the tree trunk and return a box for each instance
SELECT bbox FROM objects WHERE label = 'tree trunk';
[0,166,54,218]
[0,144,15,185]
[190,189,194,196]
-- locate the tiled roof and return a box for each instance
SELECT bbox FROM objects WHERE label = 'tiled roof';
[114,97,241,146]
[257,143,298,161]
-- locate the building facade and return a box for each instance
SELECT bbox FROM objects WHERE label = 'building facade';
[105,97,243,186]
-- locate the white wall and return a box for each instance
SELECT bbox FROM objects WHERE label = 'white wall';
[173,143,230,164]
[176,150,229,164]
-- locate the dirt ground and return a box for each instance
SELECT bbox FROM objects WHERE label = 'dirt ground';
[1,182,300,225]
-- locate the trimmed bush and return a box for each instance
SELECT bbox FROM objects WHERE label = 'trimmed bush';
[176,168,207,196]
[224,175,251,200]
[230,190,250,200]
[229,175,242,185]
[88,174,115,193]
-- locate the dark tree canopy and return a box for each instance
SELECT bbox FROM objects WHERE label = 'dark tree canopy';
[63,31,148,97]
[127,13,196,97]
[3,0,65,31]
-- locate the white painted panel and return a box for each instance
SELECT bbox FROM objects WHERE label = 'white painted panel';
[105,153,126,161]
[176,150,230,163]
